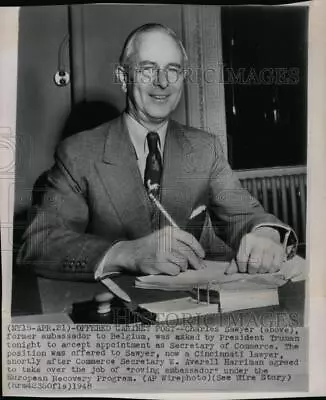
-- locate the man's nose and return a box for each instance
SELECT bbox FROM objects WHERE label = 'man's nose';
[153,69,169,89]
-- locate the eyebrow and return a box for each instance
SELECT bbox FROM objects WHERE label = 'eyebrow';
[137,61,156,66]
[137,60,182,68]
[167,63,182,69]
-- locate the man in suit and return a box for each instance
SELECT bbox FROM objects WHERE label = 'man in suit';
[17,23,297,282]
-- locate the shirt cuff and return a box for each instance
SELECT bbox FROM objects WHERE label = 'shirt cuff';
[251,223,298,260]
[94,241,124,281]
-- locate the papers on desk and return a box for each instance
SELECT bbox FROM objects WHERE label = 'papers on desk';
[135,255,306,291]
[98,256,306,321]
[135,256,306,318]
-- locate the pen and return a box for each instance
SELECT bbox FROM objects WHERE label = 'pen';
[148,192,179,228]
[283,229,291,262]
[101,276,132,303]
[149,191,209,304]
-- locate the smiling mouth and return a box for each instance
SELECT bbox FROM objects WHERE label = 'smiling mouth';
[150,94,170,101]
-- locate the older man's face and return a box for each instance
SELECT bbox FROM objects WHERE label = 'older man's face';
[126,30,185,127]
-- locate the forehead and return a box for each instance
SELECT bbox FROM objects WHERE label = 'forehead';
[133,30,183,65]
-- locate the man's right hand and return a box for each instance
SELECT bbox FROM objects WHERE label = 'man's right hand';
[112,226,206,276]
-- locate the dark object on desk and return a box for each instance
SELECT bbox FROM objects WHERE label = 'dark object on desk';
[70,296,157,324]
[11,270,43,316]
[70,274,191,324]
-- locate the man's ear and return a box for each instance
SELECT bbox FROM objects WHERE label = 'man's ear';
[115,65,128,93]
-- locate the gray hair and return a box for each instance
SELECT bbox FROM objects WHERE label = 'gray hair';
[119,23,188,67]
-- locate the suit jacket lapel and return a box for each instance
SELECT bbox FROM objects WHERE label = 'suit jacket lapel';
[95,116,153,239]
[160,120,197,230]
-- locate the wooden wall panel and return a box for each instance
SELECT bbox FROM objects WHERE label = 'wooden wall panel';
[182,5,227,153]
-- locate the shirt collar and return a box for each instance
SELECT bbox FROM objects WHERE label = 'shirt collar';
[124,112,168,155]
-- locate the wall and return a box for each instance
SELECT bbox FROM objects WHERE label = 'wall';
[13,6,72,314]
[15,6,71,217]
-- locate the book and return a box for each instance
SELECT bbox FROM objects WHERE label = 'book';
[139,288,279,322]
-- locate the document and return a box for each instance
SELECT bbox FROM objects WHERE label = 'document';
[136,256,306,291]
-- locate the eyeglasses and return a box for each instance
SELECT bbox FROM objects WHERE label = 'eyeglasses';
[132,64,184,84]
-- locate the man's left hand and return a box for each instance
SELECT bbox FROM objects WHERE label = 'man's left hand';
[227,227,284,274]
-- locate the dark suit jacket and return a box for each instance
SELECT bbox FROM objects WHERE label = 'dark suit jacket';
[17,115,283,280]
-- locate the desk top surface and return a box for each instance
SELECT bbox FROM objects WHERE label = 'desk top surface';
[11,278,305,326]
